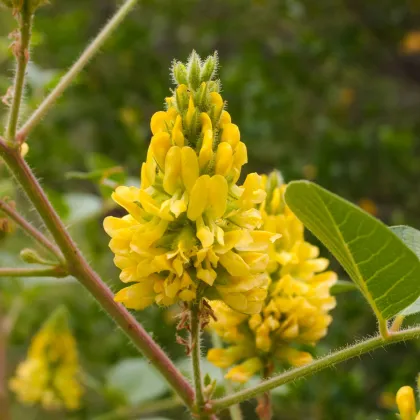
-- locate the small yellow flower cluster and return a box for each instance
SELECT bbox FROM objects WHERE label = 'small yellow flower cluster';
[104,52,276,314]
[208,171,337,383]
[396,386,420,420]
[9,307,83,411]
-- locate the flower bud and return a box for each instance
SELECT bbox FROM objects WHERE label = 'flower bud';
[20,248,53,265]
[171,61,188,85]
[396,386,417,420]
[201,52,218,82]
[187,50,201,90]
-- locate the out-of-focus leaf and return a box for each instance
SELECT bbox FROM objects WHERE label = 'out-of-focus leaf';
[106,359,168,406]
[390,226,420,315]
[46,189,70,220]
[390,226,420,259]
[285,181,420,320]
[176,357,224,383]
[64,193,102,224]
[331,280,358,295]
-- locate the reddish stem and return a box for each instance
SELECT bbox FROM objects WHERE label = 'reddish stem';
[0,138,195,407]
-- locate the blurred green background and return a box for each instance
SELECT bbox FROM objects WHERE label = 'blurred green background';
[1,0,420,419]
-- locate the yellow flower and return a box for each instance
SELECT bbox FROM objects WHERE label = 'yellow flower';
[104,51,276,314]
[207,171,337,382]
[9,307,83,411]
[396,386,420,420]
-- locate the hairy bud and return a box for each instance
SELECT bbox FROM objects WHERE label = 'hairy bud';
[171,61,188,85]
[20,248,51,265]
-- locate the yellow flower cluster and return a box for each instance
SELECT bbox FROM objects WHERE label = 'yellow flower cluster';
[208,171,337,383]
[9,307,83,411]
[104,52,276,314]
[396,386,420,420]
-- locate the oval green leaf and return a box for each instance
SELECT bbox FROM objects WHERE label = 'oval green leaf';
[285,181,420,320]
[390,226,420,315]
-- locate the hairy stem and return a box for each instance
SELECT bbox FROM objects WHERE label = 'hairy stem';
[256,364,273,420]
[0,200,65,263]
[5,2,32,145]
[0,319,9,420]
[92,397,182,420]
[211,332,243,420]
[17,0,139,141]
[210,326,420,413]
[0,266,67,278]
[190,302,207,418]
[0,138,195,407]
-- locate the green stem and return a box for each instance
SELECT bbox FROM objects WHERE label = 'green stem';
[0,199,65,263]
[190,302,207,418]
[209,326,420,413]
[5,2,32,144]
[0,266,67,278]
[390,315,405,332]
[0,138,195,408]
[16,0,139,142]
[378,317,389,339]
[211,332,243,420]
[92,397,182,420]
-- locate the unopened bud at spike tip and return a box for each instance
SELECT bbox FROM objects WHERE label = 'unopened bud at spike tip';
[201,52,218,82]
[187,50,202,91]
[172,61,188,85]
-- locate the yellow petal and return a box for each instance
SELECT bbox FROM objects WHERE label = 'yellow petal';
[397,386,417,420]
[233,141,248,168]
[197,216,214,248]
[219,110,231,126]
[210,92,224,119]
[181,146,199,192]
[150,111,167,135]
[208,175,228,218]
[221,123,240,148]
[225,357,262,384]
[200,112,213,133]
[199,129,214,169]
[172,115,184,147]
[150,132,171,170]
[219,251,250,277]
[185,95,196,129]
[163,146,182,194]
[215,142,233,176]
[114,281,156,310]
[187,175,210,221]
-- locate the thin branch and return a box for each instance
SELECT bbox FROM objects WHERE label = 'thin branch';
[0,140,195,408]
[92,397,182,420]
[0,199,65,263]
[190,302,207,418]
[5,2,33,144]
[16,0,139,141]
[0,266,67,278]
[209,326,420,413]
[211,332,243,420]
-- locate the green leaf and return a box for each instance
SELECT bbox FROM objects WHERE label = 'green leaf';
[106,359,168,406]
[390,226,420,259]
[64,193,102,224]
[330,280,358,295]
[390,226,420,315]
[285,181,420,320]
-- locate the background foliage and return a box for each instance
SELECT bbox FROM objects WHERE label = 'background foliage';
[1,0,420,418]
